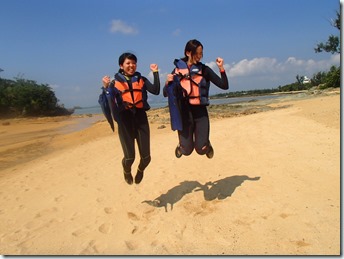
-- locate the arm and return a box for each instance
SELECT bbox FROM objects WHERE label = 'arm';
[143,64,160,95]
[143,71,160,95]
[203,58,229,90]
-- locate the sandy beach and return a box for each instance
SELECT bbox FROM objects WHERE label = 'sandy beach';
[0,89,340,255]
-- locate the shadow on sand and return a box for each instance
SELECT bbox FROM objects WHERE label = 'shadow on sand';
[142,175,260,212]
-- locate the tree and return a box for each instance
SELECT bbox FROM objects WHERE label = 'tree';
[0,77,73,117]
[314,10,340,54]
[314,9,341,89]
[311,71,327,86]
[325,65,340,88]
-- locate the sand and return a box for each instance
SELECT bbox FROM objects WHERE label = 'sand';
[0,89,340,255]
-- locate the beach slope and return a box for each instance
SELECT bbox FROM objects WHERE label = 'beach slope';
[0,91,340,255]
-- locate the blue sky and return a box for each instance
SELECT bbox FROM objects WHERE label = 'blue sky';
[0,0,340,108]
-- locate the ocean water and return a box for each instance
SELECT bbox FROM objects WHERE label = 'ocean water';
[65,94,285,134]
[72,101,168,115]
[73,95,283,116]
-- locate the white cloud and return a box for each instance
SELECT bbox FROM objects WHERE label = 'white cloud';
[205,61,231,73]
[205,54,340,92]
[229,54,340,78]
[230,57,279,77]
[147,71,168,86]
[110,20,138,35]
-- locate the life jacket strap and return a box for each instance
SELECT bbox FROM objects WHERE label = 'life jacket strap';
[121,88,143,94]
[123,99,143,109]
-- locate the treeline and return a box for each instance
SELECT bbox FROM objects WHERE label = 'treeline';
[212,65,340,98]
[0,77,73,118]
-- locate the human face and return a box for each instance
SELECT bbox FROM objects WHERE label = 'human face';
[120,58,137,76]
[187,46,203,65]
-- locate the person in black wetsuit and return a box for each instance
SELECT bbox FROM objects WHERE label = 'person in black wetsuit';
[164,39,228,159]
[102,53,160,185]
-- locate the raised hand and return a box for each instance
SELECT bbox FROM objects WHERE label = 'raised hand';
[216,57,224,71]
[150,64,159,72]
[102,75,111,87]
[166,74,174,82]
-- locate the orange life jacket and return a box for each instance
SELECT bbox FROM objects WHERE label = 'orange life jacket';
[114,72,145,110]
[173,59,208,105]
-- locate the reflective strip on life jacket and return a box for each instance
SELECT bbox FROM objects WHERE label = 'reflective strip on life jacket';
[114,74,144,109]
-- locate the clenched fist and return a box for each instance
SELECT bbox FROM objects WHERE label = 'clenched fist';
[216,57,224,71]
[102,75,111,87]
[150,64,159,72]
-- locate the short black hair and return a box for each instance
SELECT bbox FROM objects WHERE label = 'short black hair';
[118,52,137,66]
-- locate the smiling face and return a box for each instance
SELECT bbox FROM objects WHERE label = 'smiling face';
[120,58,137,76]
[192,46,203,63]
[184,39,204,65]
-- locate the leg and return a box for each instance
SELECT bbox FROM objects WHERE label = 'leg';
[193,107,213,157]
[134,110,151,184]
[118,111,136,184]
[176,107,194,157]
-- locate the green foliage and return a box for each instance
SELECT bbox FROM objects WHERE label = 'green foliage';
[278,66,340,90]
[311,71,327,86]
[314,11,340,54]
[0,77,73,117]
[315,35,340,54]
[325,65,340,88]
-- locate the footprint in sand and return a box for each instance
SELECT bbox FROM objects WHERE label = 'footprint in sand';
[25,219,43,230]
[80,240,108,254]
[104,207,114,214]
[96,197,104,203]
[98,223,112,234]
[35,207,60,218]
[141,208,156,220]
[131,226,138,234]
[125,240,137,250]
[127,212,139,221]
[72,225,92,237]
[54,195,65,202]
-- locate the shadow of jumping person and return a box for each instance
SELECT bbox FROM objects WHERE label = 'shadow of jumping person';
[142,176,260,212]
[142,180,202,212]
[194,175,260,201]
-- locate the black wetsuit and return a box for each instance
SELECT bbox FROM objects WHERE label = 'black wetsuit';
[164,64,228,156]
[113,72,160,173]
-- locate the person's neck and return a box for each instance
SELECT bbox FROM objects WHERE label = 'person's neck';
[122,72,133,79]
[187,61,197,67]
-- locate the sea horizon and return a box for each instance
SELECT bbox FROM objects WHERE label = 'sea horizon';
[72,94,285,116]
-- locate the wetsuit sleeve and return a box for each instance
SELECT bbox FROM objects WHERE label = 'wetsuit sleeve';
[143,71,160,95]
[203,65,229,90]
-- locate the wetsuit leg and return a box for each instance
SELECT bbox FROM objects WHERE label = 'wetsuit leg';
[192,106,211,155]
[135,110,151,171]
[117,110,136,173]
[178,106,194,155]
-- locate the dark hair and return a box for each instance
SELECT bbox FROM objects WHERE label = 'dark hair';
[118,52,137,66]
[182,39,203,62]
[118,52,137,74]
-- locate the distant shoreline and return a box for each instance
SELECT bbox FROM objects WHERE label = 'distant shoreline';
[72,89,316,116]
